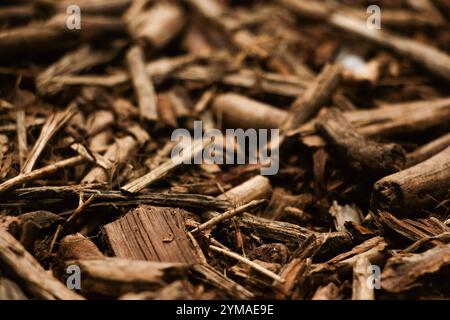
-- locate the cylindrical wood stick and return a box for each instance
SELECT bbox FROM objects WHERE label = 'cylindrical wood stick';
[284,64,342,134]
[121,139,209,194]
[212,93,287,129]
[371,146,450,215]
[316,108,406,178]
[278,0,450,81]
[217,175,272,205]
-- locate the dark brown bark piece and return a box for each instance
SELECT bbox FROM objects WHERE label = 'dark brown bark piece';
[17,210,63,252]
[284,64,342,133]
[70,258,189,297]
[0,187,230,211]
[381,244,450,293]
[316,108,406,179]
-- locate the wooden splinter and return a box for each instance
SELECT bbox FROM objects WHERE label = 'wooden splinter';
[284,64,342,134]
[121,139,209,194]
[22,104,77,174]
[191,199,267,233]
[0,155,85,194]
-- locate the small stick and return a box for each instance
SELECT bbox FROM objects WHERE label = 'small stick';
[126,46,158,122]
[37,45,119,96]
[66,195,96,223]
[209,237,230,250]
[329,13,450,81]
[217,175,272,205]
[49,194,97,254]
[71,144,111,170]
[0,118,45,133]
[50,54,196,88]
[284,64,342,134]
[194,88,215,113]
[191,199,267,233]
[212,93,287,129]
[209,245,285,283]
[48,225,62,255]
[121,139,210,194]
[187,232,208,265]
[0,155,85,194]
[0,14,125,57]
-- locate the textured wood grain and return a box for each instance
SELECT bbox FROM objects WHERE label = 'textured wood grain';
[103,205,198,264]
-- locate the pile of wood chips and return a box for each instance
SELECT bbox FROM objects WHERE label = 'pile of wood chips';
[0,0,450,300]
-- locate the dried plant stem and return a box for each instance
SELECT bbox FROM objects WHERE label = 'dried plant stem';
[22,104,77,174]
[67,195,96,223]
[191,199,266,233]
[48,224,62,255]
[213,93,287,129]
[209,245,285,283]
[0,155,85,194]
[49,194,96,254]
[316,108,406,178]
